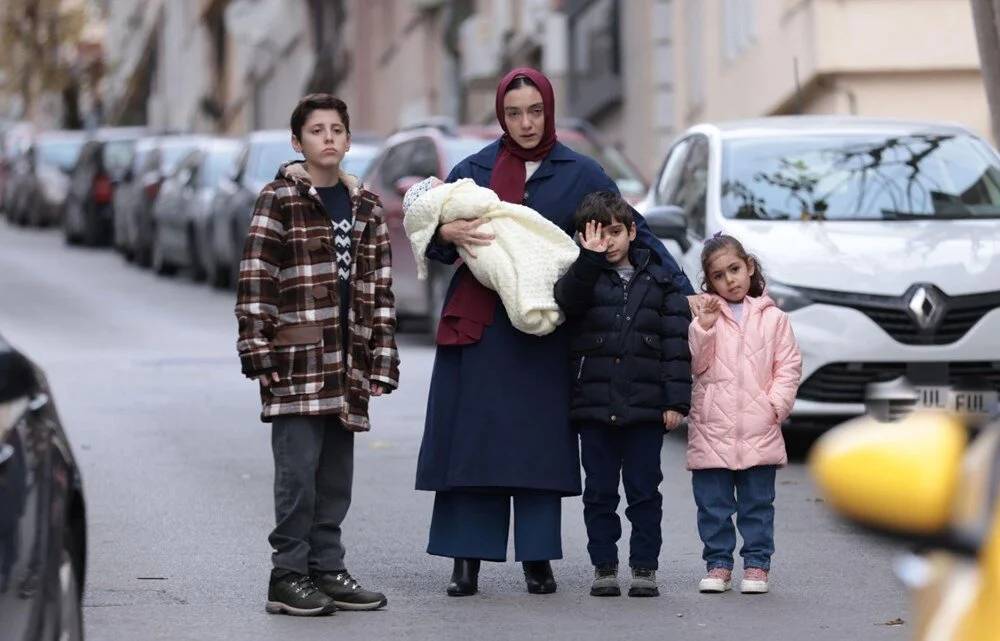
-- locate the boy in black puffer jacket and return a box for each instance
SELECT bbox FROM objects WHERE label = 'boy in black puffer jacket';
[555,191,692,598]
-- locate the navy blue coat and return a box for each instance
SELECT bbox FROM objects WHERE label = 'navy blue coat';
[414,140,692,496]
[554,245,692,428]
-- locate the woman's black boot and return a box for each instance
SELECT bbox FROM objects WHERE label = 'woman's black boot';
[522,560,557,594]
[446,558,480,596]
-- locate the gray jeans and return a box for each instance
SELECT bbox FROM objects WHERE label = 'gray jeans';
[269,415,354,575]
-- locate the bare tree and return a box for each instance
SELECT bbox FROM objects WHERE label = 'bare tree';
[971,0,1000,141]
[0,0,87,125]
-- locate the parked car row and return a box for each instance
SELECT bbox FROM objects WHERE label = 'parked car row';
[1,118,643,317]
[0,125,380,290]
[6,115,999,432]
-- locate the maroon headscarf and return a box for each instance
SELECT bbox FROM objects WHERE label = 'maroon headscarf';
[436,68,559,346]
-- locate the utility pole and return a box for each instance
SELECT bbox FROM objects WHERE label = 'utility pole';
[971,0,1000,141]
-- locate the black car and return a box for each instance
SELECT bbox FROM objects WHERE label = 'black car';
[63,127,146,246]
[0,335,87,640]
[151,137,241,279]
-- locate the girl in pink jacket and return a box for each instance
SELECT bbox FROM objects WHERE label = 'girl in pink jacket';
[687,233,801,595]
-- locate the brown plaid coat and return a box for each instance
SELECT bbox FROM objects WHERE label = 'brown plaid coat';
[235,161,400,430]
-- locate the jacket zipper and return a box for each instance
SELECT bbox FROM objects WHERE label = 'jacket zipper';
[735,315,745,469]
[576,356,586,381]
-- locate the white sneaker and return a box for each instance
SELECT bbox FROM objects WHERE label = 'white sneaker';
[698,567,732,593]
[740,567,769,594]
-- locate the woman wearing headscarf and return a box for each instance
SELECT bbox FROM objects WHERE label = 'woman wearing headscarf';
[415,68,693,596]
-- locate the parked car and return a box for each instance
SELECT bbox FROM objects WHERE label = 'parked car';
[114,135,205,264]
[361,126,488,324]
[0,121,34,219]
[63,127,146,245]
[207,131,301,288]
[14,131,87,227]
[0,334,87,641]
[150,137,241,279]
[3,149,36,227]
[811,410,999,641]
[202,135,379,288]
[639,116,1000,430]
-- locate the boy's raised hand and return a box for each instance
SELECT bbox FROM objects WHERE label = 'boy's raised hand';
[579,220,610,253]
[696,295,722,330]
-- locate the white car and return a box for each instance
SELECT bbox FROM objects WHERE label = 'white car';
[640,116,1000,430]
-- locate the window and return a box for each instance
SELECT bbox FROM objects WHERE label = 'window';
[378,142,414,191]
[676,135,709,237]
[722,0,756,61]
[684,0,704,114]
[656,138,692,206]
[407,138,439,179]
[656,134,709,238]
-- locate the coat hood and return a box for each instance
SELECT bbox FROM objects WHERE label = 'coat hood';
[276,160,377,204]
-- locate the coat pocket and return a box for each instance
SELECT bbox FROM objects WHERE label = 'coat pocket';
[570,334,605,385]
[637,333,660,357]
[270,324,325,397]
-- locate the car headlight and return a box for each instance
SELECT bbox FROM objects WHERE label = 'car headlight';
[768,281,813,312]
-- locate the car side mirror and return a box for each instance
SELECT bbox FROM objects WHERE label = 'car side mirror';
[643,205,690,252]
[810,411,966,536]
[394,175,424,198]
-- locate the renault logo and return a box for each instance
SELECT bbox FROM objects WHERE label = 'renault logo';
[906,284,946,331]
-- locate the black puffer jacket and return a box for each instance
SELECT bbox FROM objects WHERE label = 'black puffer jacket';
[554,245,692,427]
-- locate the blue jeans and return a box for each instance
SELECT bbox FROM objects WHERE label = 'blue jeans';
[579,425,664,570]
[691,466,776,571]
[427,491,562,562]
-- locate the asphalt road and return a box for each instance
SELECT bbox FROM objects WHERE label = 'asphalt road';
[0,221,909,640]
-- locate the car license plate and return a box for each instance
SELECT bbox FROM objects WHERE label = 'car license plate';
[915,387,999,417]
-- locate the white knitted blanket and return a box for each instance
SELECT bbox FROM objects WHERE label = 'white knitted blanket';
[404,178,580,336]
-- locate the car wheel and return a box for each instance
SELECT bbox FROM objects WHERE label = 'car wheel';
[188,225,206,282]
[151,232,176,276]
[80,208,100,246]
[63,212,80,246]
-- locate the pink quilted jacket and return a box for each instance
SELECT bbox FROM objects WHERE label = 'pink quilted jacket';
[687,294,802,470]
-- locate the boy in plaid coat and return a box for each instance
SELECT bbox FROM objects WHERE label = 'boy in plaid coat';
[235,94,399,616]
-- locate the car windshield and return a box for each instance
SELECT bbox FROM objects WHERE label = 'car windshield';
[38,139,84,171]
[102,140,137,178]
[442,139,491,174]
[341,147,378,177]
[250,139,300,183]
[559,136,646,196]
[159,141,200,174]
[201,146,240,187]
[721,133,1000,221]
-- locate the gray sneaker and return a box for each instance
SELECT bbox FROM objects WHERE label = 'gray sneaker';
[628,567,659,597]
[590,563,620,597]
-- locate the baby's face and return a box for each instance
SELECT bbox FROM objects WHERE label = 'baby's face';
[403,176,444,214]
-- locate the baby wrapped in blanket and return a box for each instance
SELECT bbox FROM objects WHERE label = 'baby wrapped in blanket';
[403,176,580,336]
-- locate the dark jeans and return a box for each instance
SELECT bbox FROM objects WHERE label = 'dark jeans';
[691,465,777,571]
[427,491,562,562]
[270,415,354,575]
[578,424,664,570]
